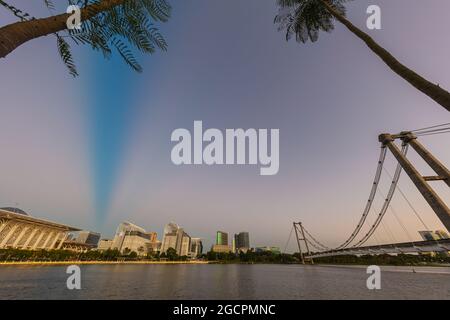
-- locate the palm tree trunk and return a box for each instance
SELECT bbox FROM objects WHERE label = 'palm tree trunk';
[0,0,126,59]
[320,0,450,112]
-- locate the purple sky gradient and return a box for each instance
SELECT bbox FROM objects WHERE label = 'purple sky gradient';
[0,0,449,251]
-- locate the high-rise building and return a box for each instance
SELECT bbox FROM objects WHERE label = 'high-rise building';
[75,231,101,247]
[216,231,228,246]
[161,222,191,256]
[234,232,250,252]
[161,233,177,252]
[163,222,180,236]
[112,222,145,250]
[180,233,191,256]
[97,239,113,251]
[190,238,203,258]
[147,240,162,253]
[111,222,158,255]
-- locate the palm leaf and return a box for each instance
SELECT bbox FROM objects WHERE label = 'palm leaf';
[111,38,142,72]
[275,0,351,43]
[56,34,78,77]
[43,0,55,10]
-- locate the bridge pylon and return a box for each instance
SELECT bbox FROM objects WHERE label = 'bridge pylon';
[293,222,314,265]
[379,132,450,232]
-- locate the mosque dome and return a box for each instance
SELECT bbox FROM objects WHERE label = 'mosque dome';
[0,207,29,216]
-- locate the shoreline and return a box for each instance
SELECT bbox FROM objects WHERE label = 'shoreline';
[0,261,449,268]
[0,260,211,266]
[317,263,450,269]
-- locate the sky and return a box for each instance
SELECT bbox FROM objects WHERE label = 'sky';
[0,0,449,252]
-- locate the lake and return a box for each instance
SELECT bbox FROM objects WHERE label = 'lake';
[0,264,449,299]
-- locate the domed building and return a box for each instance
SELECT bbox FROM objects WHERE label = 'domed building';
[0,207,80,251]
[0,207,29,216]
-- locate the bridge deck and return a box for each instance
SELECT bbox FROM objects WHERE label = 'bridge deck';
[308,239,450,258]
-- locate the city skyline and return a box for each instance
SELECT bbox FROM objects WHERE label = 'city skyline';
[1,0,449,253]
[0,206,271,254]
[1,205,448,257]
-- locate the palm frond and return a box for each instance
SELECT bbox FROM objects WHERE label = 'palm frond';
[56,34,78,77]
[275,0,351,43]
[0,0,31,21]
[43,0,55,10]
[112,38,142,72]
[67,0,171,75]
[2,0,171,76]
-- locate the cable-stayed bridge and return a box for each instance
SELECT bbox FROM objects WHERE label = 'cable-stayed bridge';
[287,123,450,263]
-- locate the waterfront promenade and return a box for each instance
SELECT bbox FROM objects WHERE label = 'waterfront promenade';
[0,260,210,266]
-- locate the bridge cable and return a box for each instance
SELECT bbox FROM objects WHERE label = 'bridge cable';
[415,129,450,137]
[296,146,390,253]
[378,187,414,243]
[388,205,414,244]
[333,146,388,249]
[380,219,403,254]
[411,123,450,133]
[380,219,397,244]
[413,126,450,136]
[301,226,331,251]
[382,168,443,251]
[283,225,294,254]
[369,212,384,250]
[352,144,408,248]
[376,194,400,251]
[382,168,429,230]
[386,200,419,255]
[305,239,327,252]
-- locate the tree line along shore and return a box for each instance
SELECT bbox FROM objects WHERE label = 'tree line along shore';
[0,248,449,266]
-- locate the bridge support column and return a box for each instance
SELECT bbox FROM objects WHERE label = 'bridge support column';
[299,223,313,264]
[293,222,305,264]
[403,134,450,188]
[379,134,450,232]
[293,222,313,264]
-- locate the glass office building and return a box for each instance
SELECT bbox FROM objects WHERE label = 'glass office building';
[216,231,228,246]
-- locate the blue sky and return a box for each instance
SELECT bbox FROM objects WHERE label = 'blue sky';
[85,53,137,225]
[0,0,449,251]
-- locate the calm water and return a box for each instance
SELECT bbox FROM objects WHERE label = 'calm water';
[0,264,449,300]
